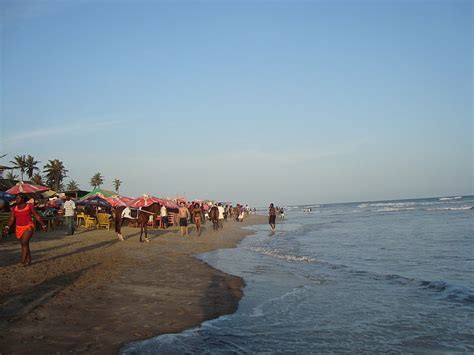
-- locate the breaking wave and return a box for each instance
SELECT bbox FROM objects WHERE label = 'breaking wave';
[246,246,316,263]
[439,196,463,201]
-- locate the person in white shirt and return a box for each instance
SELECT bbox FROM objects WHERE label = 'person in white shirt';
[121,206,133,219]
[63,196,76,235]
[160,205,168,229]
[217,203,225,229]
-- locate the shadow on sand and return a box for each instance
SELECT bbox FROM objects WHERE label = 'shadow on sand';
[0,264,98,324]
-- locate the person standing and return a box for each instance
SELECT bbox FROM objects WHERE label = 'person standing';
[178,201,190,236]
[269,203,276,232]
[2,194,47,266]
[160,204,168,229]
[217,203,225,229]
[63,196,76,235]
[192,202,203,236]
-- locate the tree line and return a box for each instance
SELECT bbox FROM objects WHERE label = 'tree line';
[2,154,123,193]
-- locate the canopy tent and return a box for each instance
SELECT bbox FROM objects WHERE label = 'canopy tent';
[79,188,118,201]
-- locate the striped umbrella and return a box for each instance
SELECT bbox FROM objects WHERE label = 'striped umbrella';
[6,182,49,195]
[128,194,161,208]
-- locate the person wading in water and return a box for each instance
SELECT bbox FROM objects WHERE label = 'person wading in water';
[269,203,277,233]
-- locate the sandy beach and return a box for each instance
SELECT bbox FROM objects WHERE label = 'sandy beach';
[0,214,266,354]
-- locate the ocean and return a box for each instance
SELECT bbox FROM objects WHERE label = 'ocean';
[121,196,474,353]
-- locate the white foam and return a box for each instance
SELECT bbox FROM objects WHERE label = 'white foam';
[377,207,416,212]
[247,247,316,263]
[427,206,473,211]
[439,196,463,201]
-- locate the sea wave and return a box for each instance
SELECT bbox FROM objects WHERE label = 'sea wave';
[358,202,416,209]
[346,269,474,304]
[376,207,416,212]
[246,246,316,263]
[419,280,474,303]
[426,206,473,211]
[439,196,463,201]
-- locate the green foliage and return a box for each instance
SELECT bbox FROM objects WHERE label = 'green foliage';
[31,173,44,185]
[113,178,122,193]
[10,155,27,181]
[90,172,104,188]
[66,180,80,191]
[5,171,19,180]
[25,155,40,179]
[43,159,68,192]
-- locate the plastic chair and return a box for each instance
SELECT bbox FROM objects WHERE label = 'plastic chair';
[76,212,85,227]
[84,215,96,229]
[96,213,111,230]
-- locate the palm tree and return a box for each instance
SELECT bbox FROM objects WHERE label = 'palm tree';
[10,155,27,181]
[113,178,122,193]
[43,159,68,192]
[31,173,44,185]
[5,171,19,180]
[66,180,80,191]
[0,153,13,178]
[90,173,104,189]
[25,155,40,180]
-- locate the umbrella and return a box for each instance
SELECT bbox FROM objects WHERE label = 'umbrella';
[6,182,49,195]
[0,191,16,202]
[157,198,179,209]
[104,196,128,207]
[119,196,134,204]
[128,194,161,208]
[76,195,111,208]
[42,190,58,198]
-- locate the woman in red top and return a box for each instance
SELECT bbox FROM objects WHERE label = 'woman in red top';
[2,194,47,266]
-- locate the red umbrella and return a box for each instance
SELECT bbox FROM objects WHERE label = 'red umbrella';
[6,182,49,195]
[153,197,179,209]
[119,196,134,204]
[128,194,161,208]
[104,196,131,207]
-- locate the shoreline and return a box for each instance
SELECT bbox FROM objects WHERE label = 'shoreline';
[0,214,266,354]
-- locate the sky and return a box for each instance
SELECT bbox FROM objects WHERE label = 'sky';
[1,0,472,206]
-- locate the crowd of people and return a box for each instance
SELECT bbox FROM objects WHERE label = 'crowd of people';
[1,189,290,267]
[1,194,262,266]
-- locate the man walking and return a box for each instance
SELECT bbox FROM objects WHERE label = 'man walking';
[64,196,76,235]
[178,201,190,236]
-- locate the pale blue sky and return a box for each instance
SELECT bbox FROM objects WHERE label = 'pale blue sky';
[1,0,472,206]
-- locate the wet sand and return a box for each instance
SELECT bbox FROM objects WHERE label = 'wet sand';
[0,215,266,354]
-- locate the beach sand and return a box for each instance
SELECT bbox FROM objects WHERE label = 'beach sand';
[0,214,265,354]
